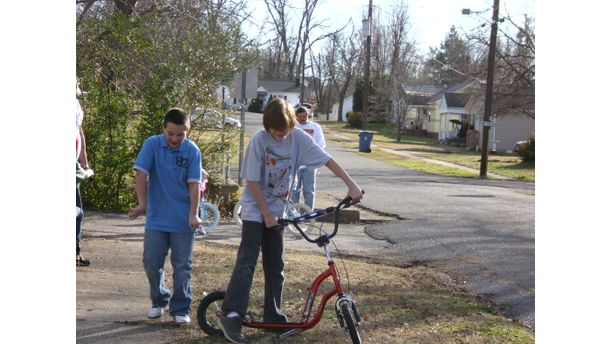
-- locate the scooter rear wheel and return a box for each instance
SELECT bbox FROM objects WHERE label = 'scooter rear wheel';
[197,291,226,336]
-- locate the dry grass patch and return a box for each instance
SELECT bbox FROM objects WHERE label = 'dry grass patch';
[165,241,533,343]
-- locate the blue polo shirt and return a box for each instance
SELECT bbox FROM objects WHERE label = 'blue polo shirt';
[134,134,202,232]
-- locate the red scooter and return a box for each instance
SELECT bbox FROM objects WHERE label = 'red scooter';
[197,195,364,344]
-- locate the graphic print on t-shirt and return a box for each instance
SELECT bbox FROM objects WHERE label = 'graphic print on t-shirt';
[264,146,293,198]
[303,128,314,135]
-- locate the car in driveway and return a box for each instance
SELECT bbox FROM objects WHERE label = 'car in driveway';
[191,108,241,129]
[513,140,528,153]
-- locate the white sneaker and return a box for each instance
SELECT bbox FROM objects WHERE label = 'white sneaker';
[174,315,191,325]
[148,307,164,319]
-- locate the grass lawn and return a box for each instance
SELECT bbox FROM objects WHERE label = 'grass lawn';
[420,151,535,181]
[321,122,534,182]
[369,150,480,178]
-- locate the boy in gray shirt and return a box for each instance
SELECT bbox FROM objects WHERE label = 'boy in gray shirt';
[217,98,363,343]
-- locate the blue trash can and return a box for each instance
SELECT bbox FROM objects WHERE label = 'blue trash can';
[358,131,373,153]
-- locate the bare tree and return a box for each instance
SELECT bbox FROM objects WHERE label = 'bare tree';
[462,12,535,119]
[263,0,293,78]
[387,2,419,140]
[366,2,418,124]
[309,50,332,115]
[326,29,362,122]
[494,14,535,119]
[262,0,347,94]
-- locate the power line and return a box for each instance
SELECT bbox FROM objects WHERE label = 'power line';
[431,57,485,84]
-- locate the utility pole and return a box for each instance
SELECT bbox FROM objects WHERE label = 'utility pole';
[238,71,246,186]
[479,0,500,178]
[361,0,372,130]
[300,59,305,104]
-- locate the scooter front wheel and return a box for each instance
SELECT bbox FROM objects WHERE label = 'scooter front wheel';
[340,302,362,344]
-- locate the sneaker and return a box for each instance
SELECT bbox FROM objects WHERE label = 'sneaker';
[76,255,90,266]
[218,316,247,343]
[148,307,164,319]
[174,315,191,325]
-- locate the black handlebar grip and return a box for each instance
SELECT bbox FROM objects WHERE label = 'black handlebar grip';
[341,189,365,208]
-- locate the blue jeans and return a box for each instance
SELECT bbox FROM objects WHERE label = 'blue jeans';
[143,229,195,316]
[291,167,316,210]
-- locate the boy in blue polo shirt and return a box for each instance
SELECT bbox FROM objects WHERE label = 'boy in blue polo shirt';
[128,107,202,325]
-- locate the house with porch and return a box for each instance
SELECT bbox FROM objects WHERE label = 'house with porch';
[423,80,476,142]
[401,82,475,140]
[439,92,472,142]
[402,80,534,151]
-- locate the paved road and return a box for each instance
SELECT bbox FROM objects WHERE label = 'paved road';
[317,140,535,330]
[237,109,263,136]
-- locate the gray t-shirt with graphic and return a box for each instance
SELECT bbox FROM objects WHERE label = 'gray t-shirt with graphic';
[240,128,331,223]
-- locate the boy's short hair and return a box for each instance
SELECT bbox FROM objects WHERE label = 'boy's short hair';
[263,98,296,132]
[296,106,309,115]
[163,107,190,129]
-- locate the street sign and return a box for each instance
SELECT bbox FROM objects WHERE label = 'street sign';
[482,121,496,128]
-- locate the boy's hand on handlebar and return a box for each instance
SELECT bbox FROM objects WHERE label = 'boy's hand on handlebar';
[264,213,279,229]
[347,185,364,203]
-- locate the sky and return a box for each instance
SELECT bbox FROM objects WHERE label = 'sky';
[245,0,535,55]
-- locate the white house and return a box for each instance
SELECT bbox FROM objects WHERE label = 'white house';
[330,94,353,122]
[258,79,303,107]
[465,95,535,152]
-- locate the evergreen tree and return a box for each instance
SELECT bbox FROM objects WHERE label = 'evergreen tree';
[421,26,477,85]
